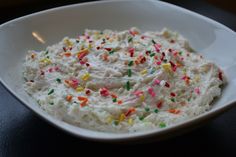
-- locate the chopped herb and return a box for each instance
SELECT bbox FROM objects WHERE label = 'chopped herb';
[139,116,144,121]
[113,98,117,102]
[109,49,115,54]
[49,102,54,105]
[150,53,155,57]
[100,31,103,35]
[45,51,48,55]
[154,109,159,113]
[171,98,175,102]
[76,39,80,43]
[48,89,54,95]
[128,69,132,77]
[46,56,50,59]
[113,120,119,126]
[151,39,156,44]
[145,107,150,112]
[188,98,191,102]
[128,36,133,43]
[56,78,61,83]
[102,38,106,42]
[179,51,183,55]
[128,61,133,66]
[150,68,155,74]
[159,122,166,128]
[126,81,131,91]
[163,59,168,63]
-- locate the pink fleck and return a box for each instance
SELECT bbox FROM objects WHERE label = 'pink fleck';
[133,90,144,97]
[48,68,53,73]
[156,61,162,65]
[154,43,161,52]
[71,79,79,88]
[54,66,60,71]
[153,79,161,85]
[148,87,156,97]
[194,87,200,95]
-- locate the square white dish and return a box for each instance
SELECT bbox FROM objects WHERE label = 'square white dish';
[0,0,236,142]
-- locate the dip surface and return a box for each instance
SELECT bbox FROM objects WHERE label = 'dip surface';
[23,28,225,132]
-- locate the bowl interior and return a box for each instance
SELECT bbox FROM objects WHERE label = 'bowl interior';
[0,0,236,140]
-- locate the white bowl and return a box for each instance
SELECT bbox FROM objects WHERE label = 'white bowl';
[0,0,236,142]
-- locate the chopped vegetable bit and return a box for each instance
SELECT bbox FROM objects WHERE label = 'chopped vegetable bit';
[56,78,61,83]
[48,89,54,95]
[159,122,166,128]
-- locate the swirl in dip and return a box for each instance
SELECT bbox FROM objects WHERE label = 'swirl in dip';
[23,28,225,132]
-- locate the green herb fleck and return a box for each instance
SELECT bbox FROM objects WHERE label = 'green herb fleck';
[150,53,155,57]
[100,31,103,35]
[128,69,132,77]
[56,78,61,83]
[126,81,130,91]
[179,51,183,55]
[109,49,115,54]
[128,61,133,66]
[159,122,166,128]
[139,116,144,121]
[163,59,167,63]
[151,39,156,44]
[46,56,50,59]
[45,51,49,55]
[171,98,175,102]
[128,37,133,43]
[154,109,159,113]
[150,68,155,74]
[48,89,54,95]
[49,102,54,105]
[188,98,191,102]
[113,120,119,126]
[113,98,117,102]
[145,107,150,112]
[76,39,80,43]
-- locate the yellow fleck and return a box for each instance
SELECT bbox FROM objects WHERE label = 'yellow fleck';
[162,63,171,72]
[64,38,73,47]
[128,118,133,125]
[140,69,147,75]
[76,86,84,92]
[106,116,113,123]
[140,95,145,102]
[88,43,92,49]
[81,73,90,81]
[119,114,126,122]
[40,58,51,64]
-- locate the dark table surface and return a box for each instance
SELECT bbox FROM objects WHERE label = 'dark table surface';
[0,0,236,156]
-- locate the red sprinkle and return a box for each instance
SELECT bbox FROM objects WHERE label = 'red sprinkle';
[170,92,176,97]
[85,89,91,95]
[104,48,112,51]
[100,88,109,97]
[156,101,163,108]
[168,109,180,114]
[218,71,223,81]
[128,48,135,57]
[125,107,136,117]
[154,43,161,52]
[165,82,170,88]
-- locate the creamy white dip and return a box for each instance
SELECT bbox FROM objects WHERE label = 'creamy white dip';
[23,28,225,133]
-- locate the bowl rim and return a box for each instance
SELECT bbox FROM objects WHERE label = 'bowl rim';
[0,0,236,142]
